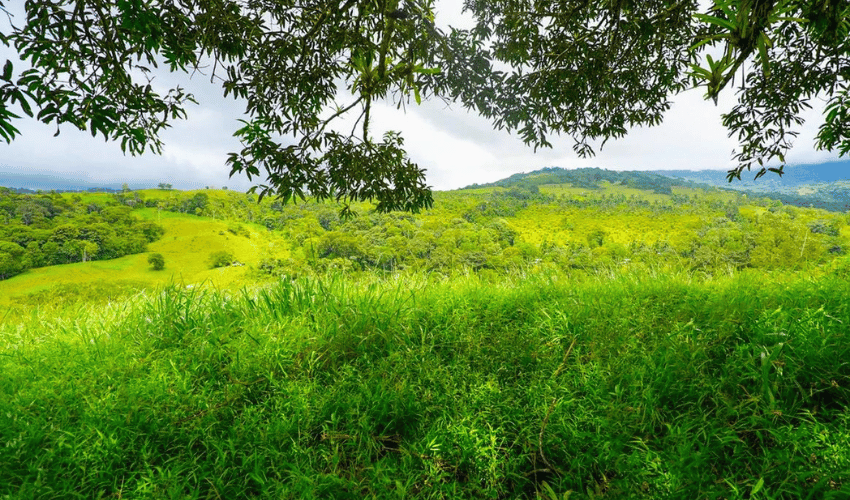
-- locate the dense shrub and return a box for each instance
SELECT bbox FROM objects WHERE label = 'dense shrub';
[209,250,235,268]
[3,272,850,498]
[0,189,164,279]
[147,253,165,270]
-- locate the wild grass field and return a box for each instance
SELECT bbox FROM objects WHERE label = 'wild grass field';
[2,172,850,498]
[2,268,850,498]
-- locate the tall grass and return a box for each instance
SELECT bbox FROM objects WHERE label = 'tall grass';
[1,269,849,498]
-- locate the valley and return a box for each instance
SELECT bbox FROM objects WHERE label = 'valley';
[1,168,849,498]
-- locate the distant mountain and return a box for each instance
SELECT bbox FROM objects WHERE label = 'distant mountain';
[0,169,130,192]
[654,160,850,212]
[463,167,715,195]
[653,160,850,189]
[0,166,162,192]
[465,163,850,212]
[2,185,122,194]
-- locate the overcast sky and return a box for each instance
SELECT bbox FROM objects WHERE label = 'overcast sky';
[0,1,842,192]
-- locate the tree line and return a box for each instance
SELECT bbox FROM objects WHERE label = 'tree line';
[4,177,846,281]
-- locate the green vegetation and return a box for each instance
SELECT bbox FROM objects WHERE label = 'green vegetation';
[147,252,165,270]
[209,250,236,269]
[1,170,850,498]
[655,163,850,213]
[0,187,164,280]
[2,171,849,309]
[2,269,850,498]
[115,172,848,280]
[466,168,683,195]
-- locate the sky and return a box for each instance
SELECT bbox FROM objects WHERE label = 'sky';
[0,1,842,192]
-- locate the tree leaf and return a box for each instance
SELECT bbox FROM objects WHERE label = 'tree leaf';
[693,13,737,32]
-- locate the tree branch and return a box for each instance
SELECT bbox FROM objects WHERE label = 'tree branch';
[314,95,364,140]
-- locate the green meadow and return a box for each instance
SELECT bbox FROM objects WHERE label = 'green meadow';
[2,171,850,498]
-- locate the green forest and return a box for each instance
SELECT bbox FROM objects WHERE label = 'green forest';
[2,169,850,499]
[0,188,164,280]
[4,168,846,287]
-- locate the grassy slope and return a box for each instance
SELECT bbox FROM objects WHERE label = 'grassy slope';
[2,181,845,311]
[0,202,287,309]
[2,184,850,498]
[473,183,742,247]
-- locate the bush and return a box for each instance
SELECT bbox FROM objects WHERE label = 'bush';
[227,224,250,238]
[809,219,840,237]
[209,250,234,269]
[147,253,165,270]
[257,257,310,278]
[138,222,166,242]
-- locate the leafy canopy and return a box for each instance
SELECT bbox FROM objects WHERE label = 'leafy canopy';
[0,0,848,210]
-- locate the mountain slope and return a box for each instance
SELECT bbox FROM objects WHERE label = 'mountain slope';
[463,167,715,195]
[655,160,850,188]
[653,160,850,211]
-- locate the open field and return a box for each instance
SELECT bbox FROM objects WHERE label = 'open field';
[0,205,287,310]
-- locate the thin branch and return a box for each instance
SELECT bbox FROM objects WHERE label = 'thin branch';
[311,95,364,141]
[349,104,367,139]
[362,96,371,141]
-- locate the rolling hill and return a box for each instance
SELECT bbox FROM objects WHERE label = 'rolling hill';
[2,169,848,315]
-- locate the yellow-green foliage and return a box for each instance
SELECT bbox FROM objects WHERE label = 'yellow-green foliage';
[0,195,289,310]
[3,269,850,498]
[510,204,705,249]
[2,175,850,498]
[539,180,673,204]
[1,181,848,315]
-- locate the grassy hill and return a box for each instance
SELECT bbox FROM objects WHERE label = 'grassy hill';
[463,166,709,195]
[2,175,848,311]
[0,189,279,311]
[0,205,287,309]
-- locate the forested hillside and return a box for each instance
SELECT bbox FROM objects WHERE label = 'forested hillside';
[2,169,848,293]
[133,172,848,277]
[0,188,164,280]
[464,167,701,194]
